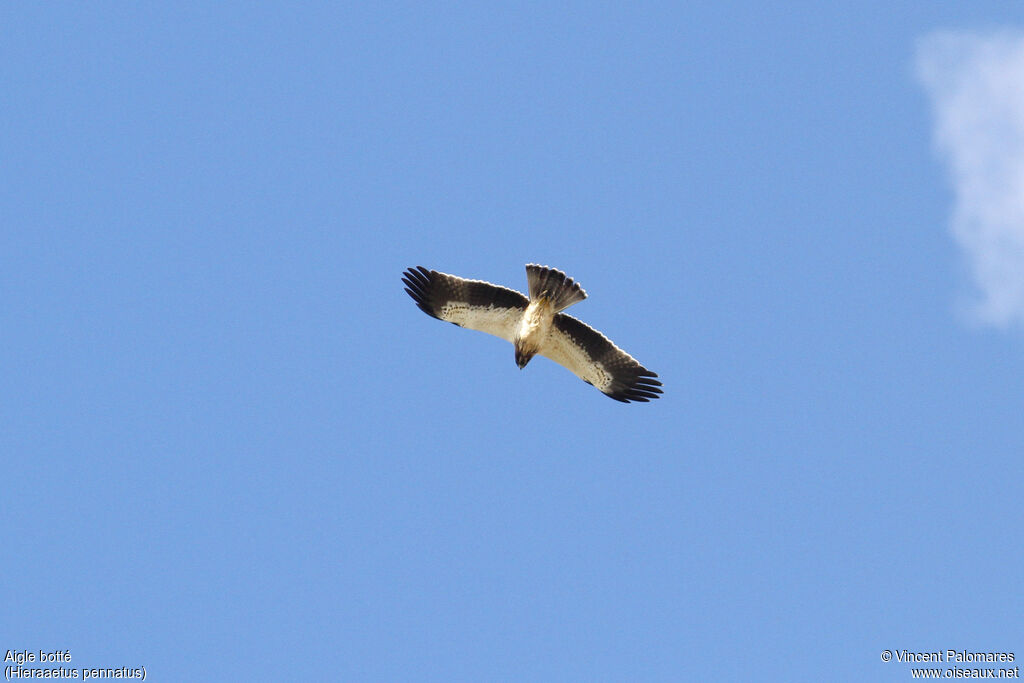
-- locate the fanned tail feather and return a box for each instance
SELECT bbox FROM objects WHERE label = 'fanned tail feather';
[525,264,587,312]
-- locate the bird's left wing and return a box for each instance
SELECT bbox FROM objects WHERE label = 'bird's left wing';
[402,266,529,343]
[540,313,662,402]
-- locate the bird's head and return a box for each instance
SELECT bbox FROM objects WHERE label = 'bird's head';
[514,345,536,369]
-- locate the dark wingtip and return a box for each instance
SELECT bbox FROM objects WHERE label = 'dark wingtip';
[606,367,663,403]
[402,266,442,320]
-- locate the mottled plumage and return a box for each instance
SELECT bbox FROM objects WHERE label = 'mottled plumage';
[402,264,662,403]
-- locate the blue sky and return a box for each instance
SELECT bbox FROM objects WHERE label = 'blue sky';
[3,3,1023,681]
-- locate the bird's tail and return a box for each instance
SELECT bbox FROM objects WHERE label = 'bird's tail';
[525,264,587,312]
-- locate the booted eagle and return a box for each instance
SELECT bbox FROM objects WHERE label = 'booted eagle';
[401,264,662,403]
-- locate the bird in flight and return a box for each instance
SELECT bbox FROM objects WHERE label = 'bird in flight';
[401,264,662,403]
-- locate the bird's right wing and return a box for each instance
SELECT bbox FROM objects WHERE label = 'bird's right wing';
[402,266,529,343]
[540,313,662,402]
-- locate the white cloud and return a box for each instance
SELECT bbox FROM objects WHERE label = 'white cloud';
[917,30,1024,328]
